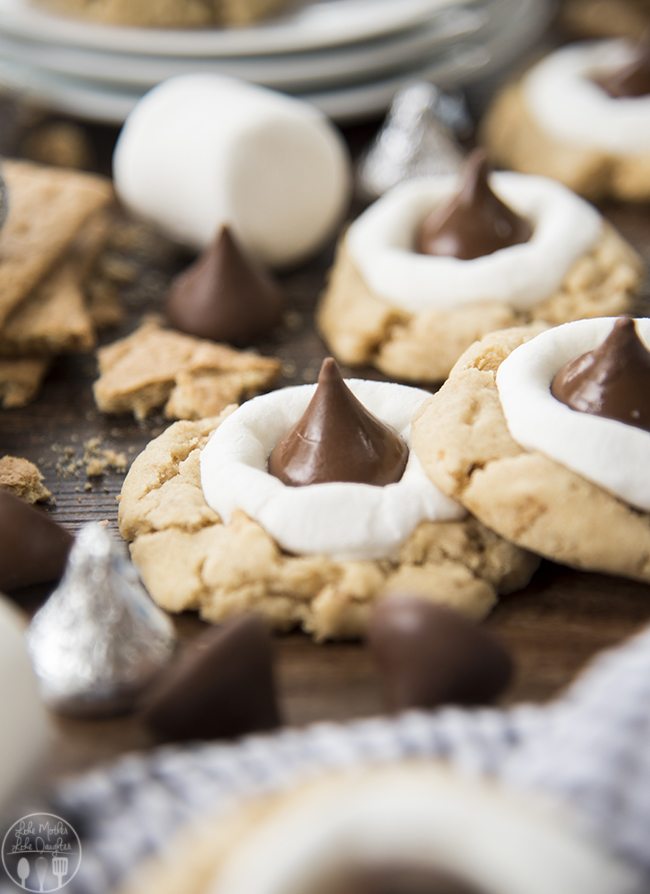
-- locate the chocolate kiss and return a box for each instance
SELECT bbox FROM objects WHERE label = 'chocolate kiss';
[336,865,487,894]
[417,150,533,260]
[595,44,650,98]
[166,226,284,346]
[268,358,409,487]
[141,614,281,743]
[368,596,513,712]
[0,491,73,591]
[551,318,650,432]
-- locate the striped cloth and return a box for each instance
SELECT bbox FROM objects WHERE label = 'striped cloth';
[26,623,650,894]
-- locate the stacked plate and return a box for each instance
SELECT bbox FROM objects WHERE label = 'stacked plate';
[0,0,553,123]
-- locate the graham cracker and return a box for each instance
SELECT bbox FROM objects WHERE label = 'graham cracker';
[0,356,49,408]
[0,160,113,328]
[94,319,281,421]
[0,213,110,356]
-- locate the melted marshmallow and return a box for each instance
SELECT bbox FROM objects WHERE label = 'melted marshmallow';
[523,41,650,155]
[200,380,463,561]
[497,317,650,511]
[346,173,601,314]
[208,766,633,894]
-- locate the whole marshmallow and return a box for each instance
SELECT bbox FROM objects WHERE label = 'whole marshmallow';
[113,75,351,267]
[0,598,48,808]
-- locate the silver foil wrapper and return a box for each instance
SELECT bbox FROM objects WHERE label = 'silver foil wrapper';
[357,82,471,200]
[28,523,176,717]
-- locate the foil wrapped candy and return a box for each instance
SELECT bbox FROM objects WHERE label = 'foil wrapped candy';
[28,523,176,717]
[356,81,473,200]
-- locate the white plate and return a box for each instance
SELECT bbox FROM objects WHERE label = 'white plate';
[0,0,551,123]
[0,9,488,90]
[0,0,471,56]
[0,45,492,123]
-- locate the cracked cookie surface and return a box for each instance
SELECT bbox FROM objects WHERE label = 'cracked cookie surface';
[412,326,650,581]
[482,83,650,203]
[317,228,641,383]
[119,413,537,640]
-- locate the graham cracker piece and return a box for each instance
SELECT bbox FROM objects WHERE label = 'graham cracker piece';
[0,357,49,408]
[0,160,113,328]
[0,213,110,356]
[86,279,124,330]
[94,319,281,421]
[0,455,51,503]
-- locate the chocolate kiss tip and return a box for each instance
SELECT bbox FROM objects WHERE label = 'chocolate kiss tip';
[417,147,532,261]
[552,317,650,433]
[319,356,341,382]
[268,357,409,487]
[165,224,284,346]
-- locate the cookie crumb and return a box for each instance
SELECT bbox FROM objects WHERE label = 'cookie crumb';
[0,455,51,503]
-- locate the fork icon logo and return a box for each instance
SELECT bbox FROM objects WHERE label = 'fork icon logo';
[1,813,81,891]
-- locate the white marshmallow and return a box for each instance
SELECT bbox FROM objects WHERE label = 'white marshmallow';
[523,41,650,155]
[346,173,601,314]
[200,380,464,561]
[0,598,49,808]
[113,74,351,267]
[497,317,650,511]
[209,766,634,894]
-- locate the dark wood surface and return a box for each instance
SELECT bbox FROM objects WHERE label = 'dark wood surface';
[1,108,649,786]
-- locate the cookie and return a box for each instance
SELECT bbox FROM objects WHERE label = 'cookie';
[318,161,641,383]
[0,357,49,409]
[0,456,51,503]
[482,42,650,202]
[32,0,294,26]
[118,410,536,640]
[412,322,650,582]
[94,319,281,421]
[119,765,627,894]
[0,161,113,328]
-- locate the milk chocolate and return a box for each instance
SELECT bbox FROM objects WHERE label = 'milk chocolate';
[368,595,513,712]
[595,44,650,98]
[551,318,650,432]
[166,226,284,346]
[417,150,532,260]
[141,614,281,743]
[0,491,73,591]
[268,357,409,487]
[332,865,487,894]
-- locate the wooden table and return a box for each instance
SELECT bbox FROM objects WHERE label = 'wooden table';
[1,112,649,786]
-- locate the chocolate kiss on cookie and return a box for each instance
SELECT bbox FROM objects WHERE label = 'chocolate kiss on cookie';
[0,491,73,591]
[417,150,532,260]
[551,317,650,433]
[368,595,513,712]
[141,614,281,743]
[166,226,284,345]
[336,865,486,894]
[268,357,409,487]
[595,44,650,98]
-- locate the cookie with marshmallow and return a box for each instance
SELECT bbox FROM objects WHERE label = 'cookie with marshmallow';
[318,152,641,384]
[118,358,536,640]
[412,317,650,581]
[482,40,650,201]
[119,764,634,894]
